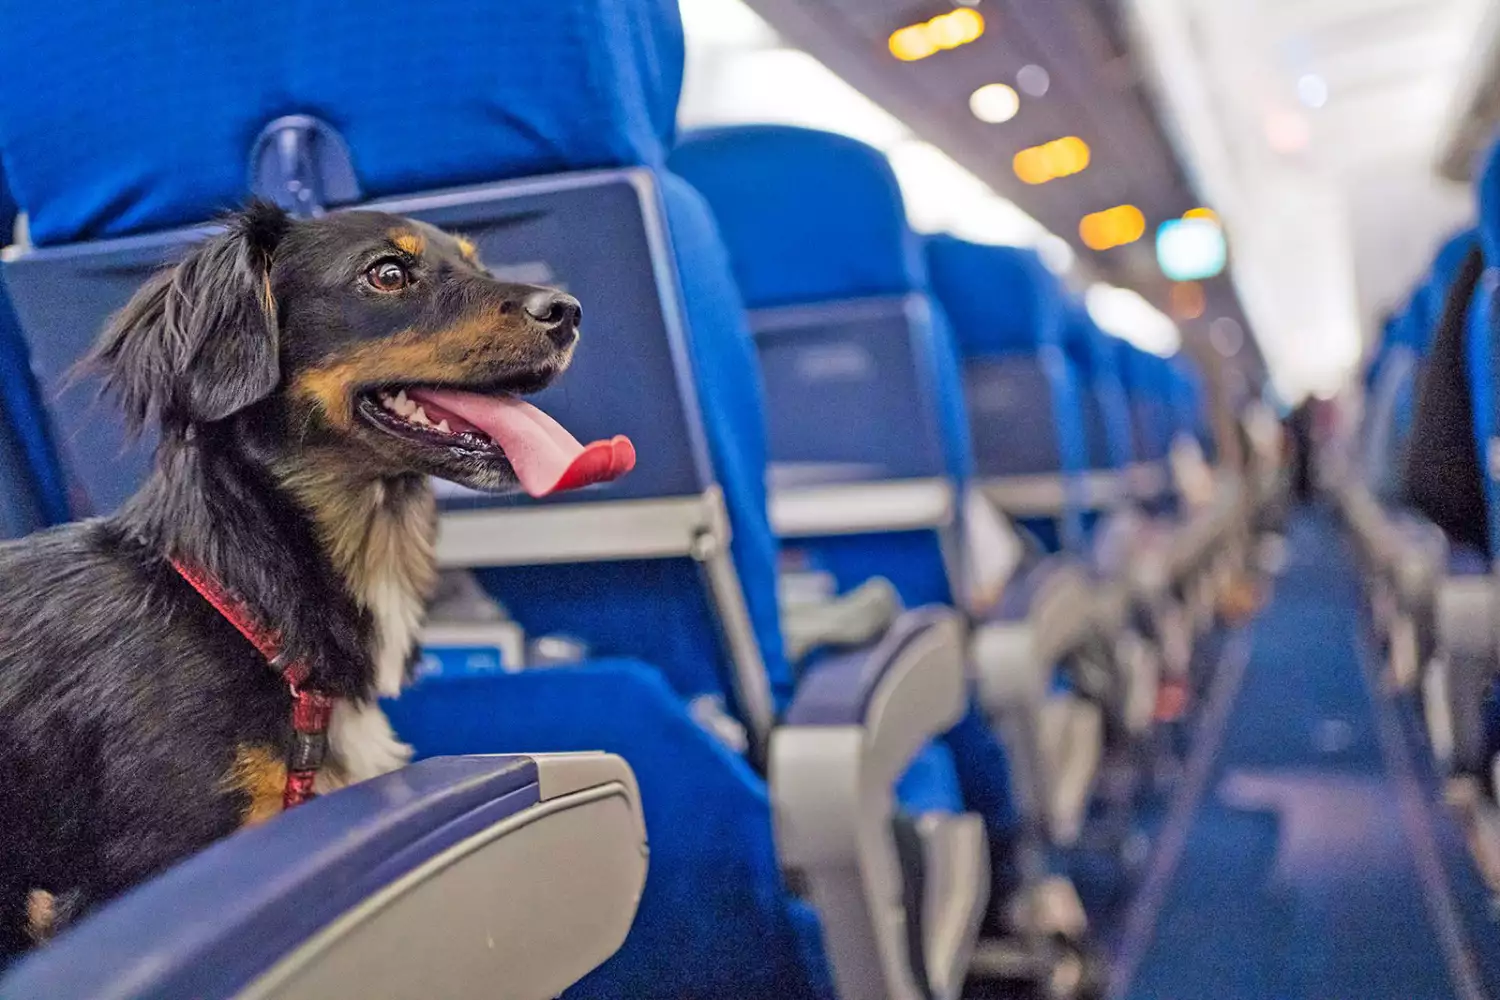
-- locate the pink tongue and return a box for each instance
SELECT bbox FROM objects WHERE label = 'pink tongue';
[407,389,636,498]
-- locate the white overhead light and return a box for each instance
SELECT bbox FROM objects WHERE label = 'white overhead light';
[1017,64,1050,97]
[677,0,778,48]
[887,141,1053,252]
[969,83,1020,123]
[1085,284,1181,356]
[1295,73,1328,110]
[682,47,909,151]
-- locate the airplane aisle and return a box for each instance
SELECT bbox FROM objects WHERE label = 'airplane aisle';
[1109,506,1500,1000]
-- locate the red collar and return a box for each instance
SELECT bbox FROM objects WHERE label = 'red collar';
[170,557,334,810]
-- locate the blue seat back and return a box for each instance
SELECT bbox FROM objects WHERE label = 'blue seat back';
[924,235,1089,552]
[0,2,799,725]
[670,125,967,606]
[1062,304,1133,470]
[0,5,842,997]
[1119,342,1172,462]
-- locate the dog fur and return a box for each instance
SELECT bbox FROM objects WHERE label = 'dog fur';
[0,202,581,961]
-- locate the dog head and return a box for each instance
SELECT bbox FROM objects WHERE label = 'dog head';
[90,201,632,496]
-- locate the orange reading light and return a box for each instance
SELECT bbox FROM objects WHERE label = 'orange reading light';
[889,7,985,62]
[1012,136,1091,184]
[1079,205,1146,251]
[1183,207,1220,223]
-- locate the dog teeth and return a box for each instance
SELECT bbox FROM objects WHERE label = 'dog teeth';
[409,405,431,427]
[394,390,416,416]
[436,419,452,434]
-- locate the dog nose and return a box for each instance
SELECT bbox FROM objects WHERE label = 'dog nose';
[523,290,581,346]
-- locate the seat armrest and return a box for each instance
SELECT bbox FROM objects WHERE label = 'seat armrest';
[771,607,984,1000]
[970,562,1101,846]
[1,755,647,1000]
[783,606,961,726]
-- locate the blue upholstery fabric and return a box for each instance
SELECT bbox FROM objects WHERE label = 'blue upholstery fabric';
[660,172,795,705]
[924,236,1064,355]
[0,0,684,245]
[384,661,833,1000]
[670,126,922,308]
[924,236,1089,549]
[0,166,70,534]
[896,741,965,815]
[1064,308,1133,470]
[1120,344,1173,462]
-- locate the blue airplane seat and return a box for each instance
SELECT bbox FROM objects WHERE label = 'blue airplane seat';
[668,124,1029,829]
[0,3,987,998]
[0,169,70,537]
[671,131,1135,956]
[923,234,1091,554]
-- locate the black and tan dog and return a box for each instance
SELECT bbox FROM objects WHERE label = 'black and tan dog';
[0,202,633,960]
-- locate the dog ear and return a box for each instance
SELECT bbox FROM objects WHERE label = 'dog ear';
[87,200,291,432]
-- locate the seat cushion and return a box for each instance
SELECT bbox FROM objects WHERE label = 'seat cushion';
[385,660,834,1000]
[0,0,684,244]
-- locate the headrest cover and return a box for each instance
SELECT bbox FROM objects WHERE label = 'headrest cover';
[0,0,684,245]
[923,235,1064,355]
[670,125,922,308]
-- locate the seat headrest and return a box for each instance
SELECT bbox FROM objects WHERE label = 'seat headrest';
[923,234,1064,356]
[670,125,921,308]
[0,0,684,245]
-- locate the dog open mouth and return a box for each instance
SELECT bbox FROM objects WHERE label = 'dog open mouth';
[356,386,635,498]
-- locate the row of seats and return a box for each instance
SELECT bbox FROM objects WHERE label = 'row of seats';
[1339,137,1500,887]
[0,1,1283,996]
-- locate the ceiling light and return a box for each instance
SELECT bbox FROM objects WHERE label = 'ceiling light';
[888,8,985,62]
[1296,73,1328,110]
[1170,281,1206,320]
[1156,216,1227,280]
[1017,64,1050,97]
[1012,136,1090,184]
[889,25,937,61]
[1079,204,1145,251]
[969,83,1019,123]
[1209,316,1245,357]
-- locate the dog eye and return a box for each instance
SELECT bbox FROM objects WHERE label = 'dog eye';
[366,259,411,292]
